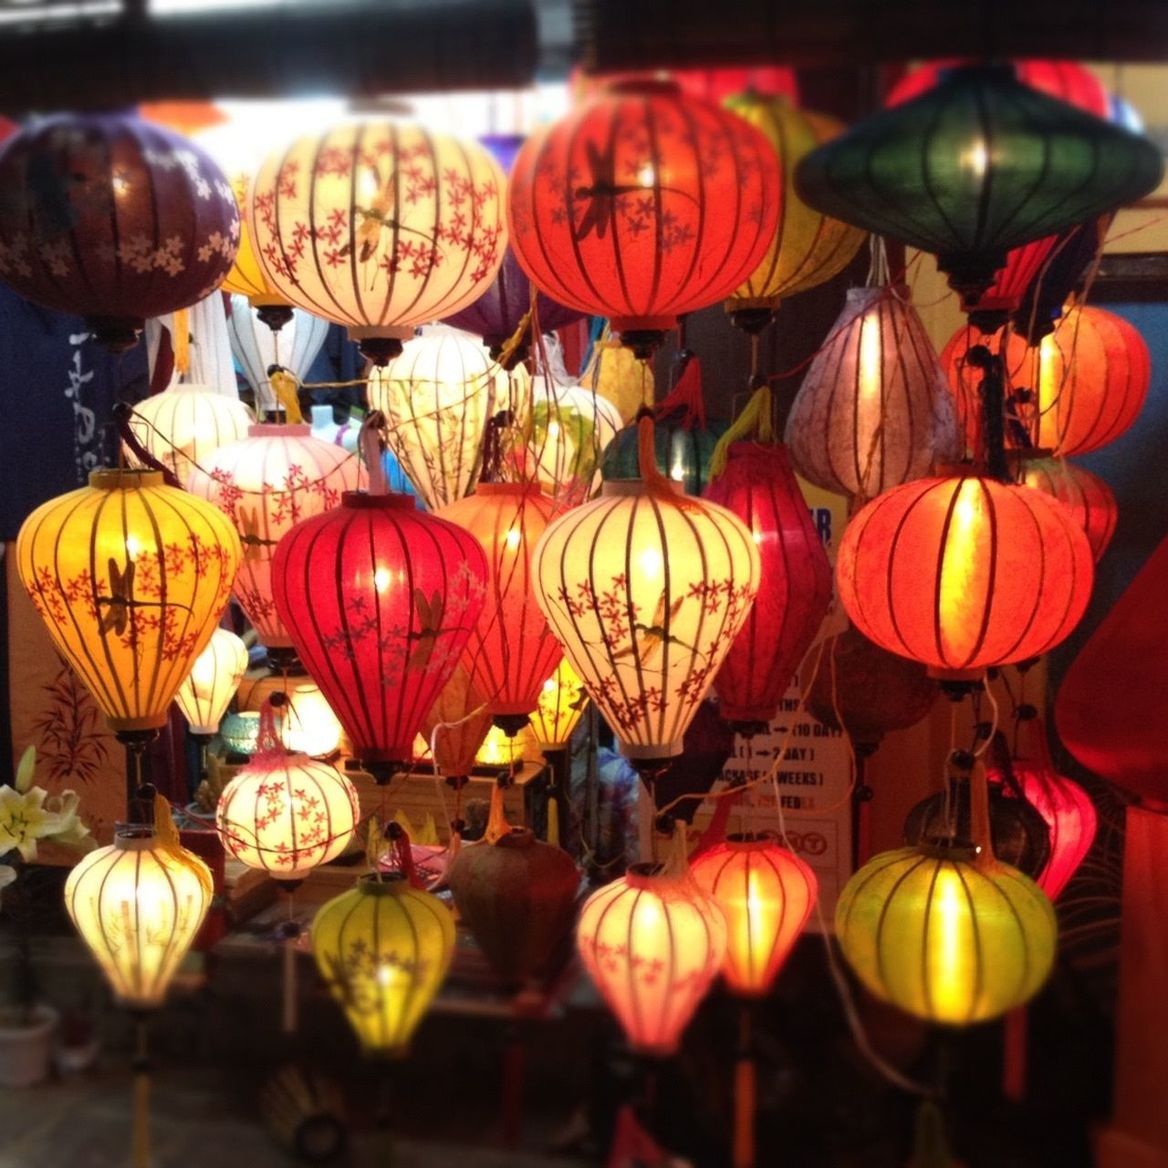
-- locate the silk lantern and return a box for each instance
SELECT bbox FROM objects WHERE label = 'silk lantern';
[785,286,959,501]
[602,414,730,496]
[530,659,588,751]
[690,834,816,997]
[227,297,331,413]
[1019,457,1118,563]
[271,490,488,783]
[175,627,249,736]
[0,113,240,349]
[279,683,345,758]
[419,666,493,783]
[186,423,361,657]
[837,473,1094,677]
[312,874,455,1057]
[508,79,781,356]
[249,120,508,364]
[17,468,241,739]
[576,864,727,1055]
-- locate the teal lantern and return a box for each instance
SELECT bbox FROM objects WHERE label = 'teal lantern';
[601,416,729,496]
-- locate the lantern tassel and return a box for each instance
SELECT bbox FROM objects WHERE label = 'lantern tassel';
[708,384,774,479]
[484,779,511,845]
[733,1007,756,1168]
[653,353,706,430]
[131,1014,151,1168]
[269,367,304,424]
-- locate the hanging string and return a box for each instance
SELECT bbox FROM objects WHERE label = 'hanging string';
[359,411,389,496]
[111,402,182,488]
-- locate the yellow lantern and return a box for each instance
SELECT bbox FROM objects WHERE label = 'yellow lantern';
[311,874,455,1057]
[279,683,344,758]
[475,723,532,767]
[580,333,653,425]
[64,826,213,1009]
[835,845,1057,1025]
[175,627,249,736]
[17,468,241,738]
[529,659,588,751]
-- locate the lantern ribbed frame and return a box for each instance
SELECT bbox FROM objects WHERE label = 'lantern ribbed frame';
[1020,457,1118,563]
[175,626,249,736]
[835,845,1057,1025]
[16,468,241,734]
[576,865,727,1056]
[785,286,958,501]
[311,875,455,1058]
[186,423,361,648]
[837,474,1094,675]
[419,664,493,779]
[706,443,832,726]
[271,491,488,770]
[530,658,588,750]
[507,80,781,336]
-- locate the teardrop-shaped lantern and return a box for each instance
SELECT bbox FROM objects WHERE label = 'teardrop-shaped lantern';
[530,659,589,751]
[17,468,241,738]
[1019,457,1118,563]
[227,297,331,413]
[175,627,249,736]
[311,874,455,1057]
[784,286,959,501]
[271,491,488,783]
[419,665,493,782]
[279,683,345,758]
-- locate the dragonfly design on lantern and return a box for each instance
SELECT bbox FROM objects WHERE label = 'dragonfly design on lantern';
[613,593,703,664]
[96,558,191,636]
[238,507,280,562]
[338,177,443,265]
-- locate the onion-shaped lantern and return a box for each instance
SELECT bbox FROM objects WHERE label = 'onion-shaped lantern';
[530,659,588,751]
[1019,457,1118,563]
[271,490,488,783]
[17,468,241,739]
[837,473,1094,677]
[784,286,959,502]
[175,627,249,736]
[508,79,781,356]
[312,874,455,1057]
[249,121,508,364]
[690,834,816,998]
[576,864,727,1055]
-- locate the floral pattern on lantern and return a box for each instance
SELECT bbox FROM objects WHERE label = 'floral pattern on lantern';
[530,659,589,751]
[1019,457,1118,563]
[175,626,249,736]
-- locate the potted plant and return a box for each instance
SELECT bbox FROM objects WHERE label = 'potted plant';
[0,745,93,1087]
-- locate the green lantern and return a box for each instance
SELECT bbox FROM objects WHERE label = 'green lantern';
[601,416,729,496]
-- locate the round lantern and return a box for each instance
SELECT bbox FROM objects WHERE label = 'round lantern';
[530,658,588,751]
[784,286,959,501]
[278,683,345,758]
[1012,216,1109,344]
[438,483,563,732]
[705,442,832,730]
[533,472,760,766]
[1019,457,1118,563]
[690,834,816,998]
[271,490,489,782]
[186,423,362,655]
[367,328,506,511]
[249,120,508,364]
[419,665,492,782]
[17,468,241,738]
[508,79,781,355]
[837,473,1094,676]
[0,113,239,348]
[311,874,455,1057]
[835,844,1057,1024]
[175,627,249,737]
[602,415,730,496]
[64,826,213,1009]
[723,94,866,329]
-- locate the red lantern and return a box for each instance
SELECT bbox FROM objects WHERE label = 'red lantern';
[507,80,781,355]
[0,113,239,349]
[837,473,1094,676]
[705,443,832,730]
[1019,457,1118,563]
[271,491,489,782]
[972,236,1060,322]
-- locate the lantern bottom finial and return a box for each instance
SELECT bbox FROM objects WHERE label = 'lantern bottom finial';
[255,304,294,333]
[87,315,144,352]
[356,337,405,367]
[725,306,776,336]
[616,329,668,361]
[265,646,306,675]
[492,713,531,738]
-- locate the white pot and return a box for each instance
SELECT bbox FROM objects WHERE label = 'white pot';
[0,1005,57,1087]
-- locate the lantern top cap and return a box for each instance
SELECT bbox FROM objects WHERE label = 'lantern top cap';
[913,839,982,864]
[601,479,684,498]
[473,481,546,498]
[359,872,412,896]
[934,61,1020,86]
[112,826,158,850]
[342,490,416,511]
[598,77,684,101]
[725,831,783,851]
[89,467,164,491]
[248,423,311,438]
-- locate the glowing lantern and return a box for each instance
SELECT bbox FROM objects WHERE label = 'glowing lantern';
[476,724,530,768]
[64,825,213,1009]
[530,659,588,751]
[175,627,249,736]
[186,423,361,655]
[312,874,455,1057]
[576,864,727,1055]
[249,121,507,364]
[837,473,1093,676]
[419,666,492,781]
[508,79,781,356]
[271,491,488,783]
[17,468,241,739]
[279,683,345,758]
[968,236,1059,325]
[367,329,505,511]
[0,112,240,349]
[1019,457,1118,563]
[784,286,958,502]
[601,415,730,496]
[691,834,816,997]
[581,334,653,425]
[835,844,1057,1024]
[125,383,252,485]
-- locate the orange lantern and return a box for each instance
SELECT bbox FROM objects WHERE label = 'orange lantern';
[419,665,492,783]
[1019,457,1118,563]
[837,473,1094,676]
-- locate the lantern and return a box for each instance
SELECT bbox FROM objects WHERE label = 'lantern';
[438,483,563,731]
[419,666,492,782]
[475,725,530,768]
[1019,457,1118,563]
[0,113,239,349]
[186,423,361,656]
[837,473,1094,676]
[249,121,507,364]
[227,297,331,413]
[602,416,730,496]
[796,65,1162,305]
[508,79,781,355]
[175,627,249,736]
[311,874,455,1057]
[530,659,588,751]
[723,94,865,330]
[17,469,241,738]
[64,826,213,1009]
[690,834,816,998]
[705,442,832,730]
[835,844,1057,1024]
[533,470,760,766]
[279,683,345,758]
[576,864,727,1055]
[581,335,653,425]
[784,286,959,501]
[969,236,1060,325]
[367,328,505,511]
[271,491,488,782]
[1012,217,1109,344]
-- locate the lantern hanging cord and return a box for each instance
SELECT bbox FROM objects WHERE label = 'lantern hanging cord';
[112,402,183,488]
[359,411,390,495]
